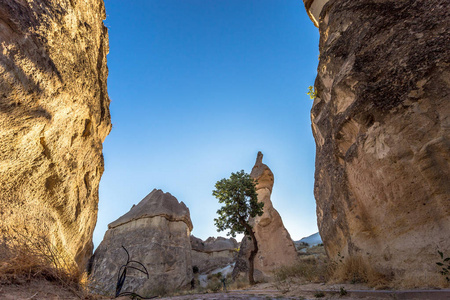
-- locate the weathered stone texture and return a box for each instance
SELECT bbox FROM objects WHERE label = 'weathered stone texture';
[90,189,193,296]
[0,0,111,268]
[233,152,298,280]
[308,0,449,284]
[191,235,238,274]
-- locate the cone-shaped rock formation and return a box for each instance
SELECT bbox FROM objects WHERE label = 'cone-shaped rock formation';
[89,189,193,296]
[233,152,298,280]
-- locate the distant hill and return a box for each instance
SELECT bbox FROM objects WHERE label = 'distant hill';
[296,232,322,247]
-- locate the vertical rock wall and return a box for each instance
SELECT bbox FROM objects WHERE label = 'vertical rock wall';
[0,0,111,268]
[306,0,450,285]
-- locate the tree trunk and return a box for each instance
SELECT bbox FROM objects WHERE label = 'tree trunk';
[248,229,258,285]
[240,219,258,285]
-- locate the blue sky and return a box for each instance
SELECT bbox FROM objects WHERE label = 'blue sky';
[94,0,320,248]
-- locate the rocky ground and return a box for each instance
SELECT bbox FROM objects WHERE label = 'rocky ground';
[2,280,450,300]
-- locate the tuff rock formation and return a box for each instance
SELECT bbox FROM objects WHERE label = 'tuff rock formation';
[0,0,111,268]
[233,152,298,280]
[191,235,238,274]
[305,0,450,285]
[89,189,193,296]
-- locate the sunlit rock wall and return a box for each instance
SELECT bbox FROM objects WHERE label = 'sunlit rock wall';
[0,0,111,268]
[306,0,450,285]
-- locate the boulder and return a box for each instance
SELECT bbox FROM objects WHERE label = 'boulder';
[233,152,298,280]
[89,189,193,296]
[306,0,450,286]
[0,0,111,268]
[190,235,238,274]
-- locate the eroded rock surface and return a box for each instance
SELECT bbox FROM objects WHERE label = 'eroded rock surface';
[191,235,238,274]
[233,152,298,280]
[306,0,450,285]
[90,189,193,296]
[0,0,111,268]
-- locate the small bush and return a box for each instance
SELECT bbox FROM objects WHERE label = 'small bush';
[436,250,450,282]
[205,277,222,292]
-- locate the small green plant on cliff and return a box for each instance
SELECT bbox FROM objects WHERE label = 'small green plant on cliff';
[307,85,317,99]
[436,250,450,282]
[213,170,263,285]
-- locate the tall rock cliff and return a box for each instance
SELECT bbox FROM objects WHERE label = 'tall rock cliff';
[90,189,193,296]
[0,0,111,268]
[233,152,298,280]
[305,0,450,285]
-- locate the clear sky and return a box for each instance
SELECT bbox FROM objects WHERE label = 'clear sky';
[93,0,320,248]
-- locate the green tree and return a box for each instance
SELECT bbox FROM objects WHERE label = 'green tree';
[213,170,264,285]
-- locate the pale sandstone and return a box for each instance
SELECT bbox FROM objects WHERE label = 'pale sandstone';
[233,152,298,280]
[0,0,111,268]
[305,0,450,285]
[191,235,238,274]
[89,189,193,296]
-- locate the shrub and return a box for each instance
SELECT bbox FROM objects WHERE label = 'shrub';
[205,277,222,292]
[436,250,450,283]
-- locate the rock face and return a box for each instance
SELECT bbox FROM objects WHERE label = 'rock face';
[0,0,111,268]
[233,152,298,280]
[90,189,193,296]
[306,0,450,285]
[191,235,238,274]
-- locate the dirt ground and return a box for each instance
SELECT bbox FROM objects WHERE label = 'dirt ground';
[2,280,450,300]
[0,280,88,300]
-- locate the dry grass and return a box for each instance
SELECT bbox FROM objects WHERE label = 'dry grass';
[274,245,390,292]
[330,255,389,288]
[0,225,90,299]
[272,256,329,293]
[275,257,328,283]
[391,272,449,289]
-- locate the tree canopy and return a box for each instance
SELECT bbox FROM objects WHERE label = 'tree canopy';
[213,170,263,237]
[212,169,264,285]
